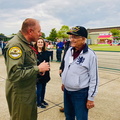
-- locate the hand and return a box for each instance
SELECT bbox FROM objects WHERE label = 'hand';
[61,84,64,91]
[86,100,95,109]
[39,72,45,76]
[38,61,50,73]
[59,70,62,77]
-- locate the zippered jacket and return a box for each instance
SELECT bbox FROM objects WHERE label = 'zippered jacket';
[61,44,99,101]
[4,31,38,120]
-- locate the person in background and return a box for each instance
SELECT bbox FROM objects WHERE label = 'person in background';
[47,41,54,50]
[4,18,50,120]
[1,41,7,55]
[59,40,70,112]
[56,39,64,62]
[34,38,51,108]
[59,40,70,74]
[61,26,99,120]
[47,41,54,61]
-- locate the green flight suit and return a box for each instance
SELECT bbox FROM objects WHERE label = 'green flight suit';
[4,31,39,120]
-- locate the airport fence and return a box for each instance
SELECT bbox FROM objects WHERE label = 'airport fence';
[0,48,120,75]
[95,51,120,75]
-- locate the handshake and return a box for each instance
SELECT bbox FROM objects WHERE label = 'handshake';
[38,60,50,73]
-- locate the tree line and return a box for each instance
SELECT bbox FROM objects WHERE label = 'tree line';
[0,25,70,42]
[1,26,120,42]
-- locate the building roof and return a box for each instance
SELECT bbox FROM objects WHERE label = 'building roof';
[0,34,13,41]
[87,26,120,33]
[0,35,7,38]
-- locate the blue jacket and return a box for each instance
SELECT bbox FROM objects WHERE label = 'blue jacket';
[56,42,64,49]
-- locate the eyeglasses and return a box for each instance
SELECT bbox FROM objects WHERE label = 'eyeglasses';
[69,35,82,39]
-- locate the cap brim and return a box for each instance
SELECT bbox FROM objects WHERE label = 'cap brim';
[67,32,79,36]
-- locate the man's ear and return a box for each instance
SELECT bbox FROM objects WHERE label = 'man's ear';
[82,37,86,44]
[28,28,33,35]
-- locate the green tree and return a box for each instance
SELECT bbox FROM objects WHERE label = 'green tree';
[41,32,45,38]
[0,33,5,36]
[47,28,57,41]
[0,33,7,42]
[12,33,16,35]
[110,29,120,40]
[57,25,70,40]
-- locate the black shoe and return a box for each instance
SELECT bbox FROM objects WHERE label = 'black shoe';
[59,107,64,112]
[42,101,48,106]
[39,104,46,108]
[37,104,40,107]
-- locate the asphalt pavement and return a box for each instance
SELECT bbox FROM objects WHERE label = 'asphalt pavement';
[0,50,120,120]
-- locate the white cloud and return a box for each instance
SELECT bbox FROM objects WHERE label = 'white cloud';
[0,0,120,36]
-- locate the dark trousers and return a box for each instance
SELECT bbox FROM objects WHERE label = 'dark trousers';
[56,49,62,61]
[36,82,47,106]
[48,51,53,61]
[2,48,5,55]
[64,88,89,120]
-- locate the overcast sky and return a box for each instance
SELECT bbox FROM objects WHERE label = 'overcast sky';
[0,0,120,36]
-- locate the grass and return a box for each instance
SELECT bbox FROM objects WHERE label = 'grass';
[88,45,120,51]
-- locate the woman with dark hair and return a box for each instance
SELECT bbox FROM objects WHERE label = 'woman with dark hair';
[35,38,51,108]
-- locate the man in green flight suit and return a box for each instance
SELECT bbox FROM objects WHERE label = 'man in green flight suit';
[4,18,50,120]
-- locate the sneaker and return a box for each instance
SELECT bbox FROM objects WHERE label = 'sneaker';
[59,107,64,112]
[42,101,48,106]
[39,104,46,108]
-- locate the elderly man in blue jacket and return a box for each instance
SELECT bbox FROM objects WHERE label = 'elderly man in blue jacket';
[61,26,99,120]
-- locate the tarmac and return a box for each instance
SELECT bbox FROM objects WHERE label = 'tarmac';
[0,49,120,120]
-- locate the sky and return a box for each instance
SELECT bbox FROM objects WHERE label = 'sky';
[0,0,120,37]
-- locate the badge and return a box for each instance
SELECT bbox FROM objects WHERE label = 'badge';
[8,47,22,59]
[76,56,85,64]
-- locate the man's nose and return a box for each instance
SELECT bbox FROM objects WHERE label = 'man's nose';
[39,32,42,37]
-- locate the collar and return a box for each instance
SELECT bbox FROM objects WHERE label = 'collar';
[71,43,88,54]
[17,31,31,46]
[83,43,88,53]
[17,31,38,54]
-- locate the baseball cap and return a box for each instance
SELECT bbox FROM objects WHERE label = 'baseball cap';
[67,26,88,38]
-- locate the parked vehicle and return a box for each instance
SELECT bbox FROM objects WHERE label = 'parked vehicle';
[117,43,120,46]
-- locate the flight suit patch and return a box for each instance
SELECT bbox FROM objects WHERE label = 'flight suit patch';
[8,47,22,59]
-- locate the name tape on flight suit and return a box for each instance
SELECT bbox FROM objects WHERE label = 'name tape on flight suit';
[8,47,22,59]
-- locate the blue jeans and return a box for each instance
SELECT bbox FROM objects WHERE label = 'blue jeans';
[64,87,89,120]
[36,82,47,106]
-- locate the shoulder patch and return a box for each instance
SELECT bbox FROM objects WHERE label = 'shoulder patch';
[8,47,22,59]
